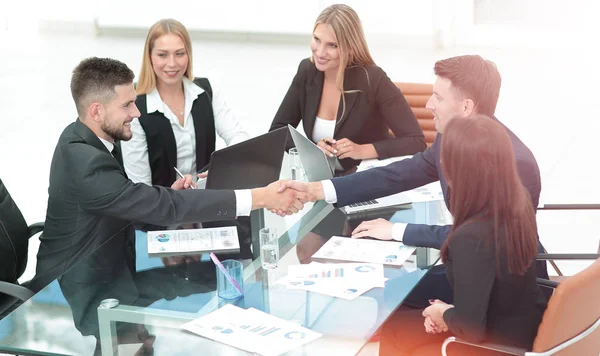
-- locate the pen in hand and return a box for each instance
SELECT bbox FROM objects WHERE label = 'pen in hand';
[173,167,196,189]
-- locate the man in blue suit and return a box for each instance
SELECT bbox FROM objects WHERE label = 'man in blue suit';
[280,54,547,307]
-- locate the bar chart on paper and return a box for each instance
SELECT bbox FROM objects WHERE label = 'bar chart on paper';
[181,305,322,356]
[278,262,388,300]
[239,324,281,337]
[308,268,344,278]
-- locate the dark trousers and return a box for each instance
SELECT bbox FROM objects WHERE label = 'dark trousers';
[404,264,454,308]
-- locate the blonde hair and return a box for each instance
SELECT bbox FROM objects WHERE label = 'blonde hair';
[312,4,375,117]
[136,19,194,95]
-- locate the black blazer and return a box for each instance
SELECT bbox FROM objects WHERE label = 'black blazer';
[443,219,547,348]
[270,58,426,170]
[31,120,236,309]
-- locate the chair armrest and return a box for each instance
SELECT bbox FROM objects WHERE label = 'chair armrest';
[539,204,600,210]
[536,278,559,289]
[442,336,526,356]
[0,281,34,301]
[537,253,599,260]
[27,222,44,238]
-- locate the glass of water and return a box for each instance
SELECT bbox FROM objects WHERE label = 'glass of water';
[259,228,279,269]
[288,148,306,181]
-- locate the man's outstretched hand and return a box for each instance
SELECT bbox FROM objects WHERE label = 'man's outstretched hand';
[251,180,316,216]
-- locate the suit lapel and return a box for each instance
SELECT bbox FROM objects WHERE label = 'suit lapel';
[334,67,359,135]
[74,119,126,173]
[433,135,451,208]
[304,69,324,141]
[74,119,111,154]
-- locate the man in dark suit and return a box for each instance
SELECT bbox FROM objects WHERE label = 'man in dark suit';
[29,57,312,344]
[280,55,548,307]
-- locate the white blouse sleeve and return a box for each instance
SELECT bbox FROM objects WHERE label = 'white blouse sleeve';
[121,118,153,186]
[212,85,250,146]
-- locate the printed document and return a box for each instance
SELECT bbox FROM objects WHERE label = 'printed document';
[147,226,239,256]
[181,304,322,356]
[312,236,416,266]
[277,262,386,300]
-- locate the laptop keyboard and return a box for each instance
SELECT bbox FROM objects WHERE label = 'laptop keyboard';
[348,199,379,208]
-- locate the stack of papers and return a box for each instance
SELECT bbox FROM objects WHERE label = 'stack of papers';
[277,262,386,300]
[181,304,322,356]
[147,226,239,256]
[312,236,416,266]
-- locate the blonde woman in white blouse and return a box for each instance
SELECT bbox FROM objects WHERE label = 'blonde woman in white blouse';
[122,18,248,187]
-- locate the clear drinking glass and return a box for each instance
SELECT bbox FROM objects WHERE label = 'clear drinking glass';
[259,228,279,269]
[216,259,244,300]
[288,148,306,181]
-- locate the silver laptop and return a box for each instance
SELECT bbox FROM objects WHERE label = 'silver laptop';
[287,125,412,214]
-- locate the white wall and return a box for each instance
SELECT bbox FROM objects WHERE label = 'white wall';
[1,0,598,217]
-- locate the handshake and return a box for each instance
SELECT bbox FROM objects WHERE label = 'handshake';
[251,180,324,216]
[172,174,325,216]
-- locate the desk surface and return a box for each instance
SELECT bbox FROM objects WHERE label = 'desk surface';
[0,200,448,355]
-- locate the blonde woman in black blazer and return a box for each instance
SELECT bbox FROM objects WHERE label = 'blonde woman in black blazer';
[270,4,426,171]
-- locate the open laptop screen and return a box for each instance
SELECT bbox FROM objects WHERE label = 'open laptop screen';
[205,127,289,190]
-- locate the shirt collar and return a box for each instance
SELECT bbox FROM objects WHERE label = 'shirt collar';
[98,136,114,153]
[145,77,205,114]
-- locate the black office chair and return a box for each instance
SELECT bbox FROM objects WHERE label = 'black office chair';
[0,178,43,318]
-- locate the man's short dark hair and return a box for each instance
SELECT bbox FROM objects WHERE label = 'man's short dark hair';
[70,57,135,117]
[434,55,501,117]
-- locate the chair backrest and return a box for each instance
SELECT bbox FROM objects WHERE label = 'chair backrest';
[532,258,600,354]
[0,178,30,283]
[394,82,435,147]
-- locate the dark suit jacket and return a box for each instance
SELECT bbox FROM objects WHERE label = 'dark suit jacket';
[443,219,546,348]
[331,117,549,286]
[31,120,237,334]
[331,117,541,248]
[270,58,426,170]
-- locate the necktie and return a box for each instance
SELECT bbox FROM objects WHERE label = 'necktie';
[111,144,124,170]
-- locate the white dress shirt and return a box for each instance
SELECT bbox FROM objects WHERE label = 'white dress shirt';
[122,77,249,185]
[98,137,114,154]
[321,180,407,241]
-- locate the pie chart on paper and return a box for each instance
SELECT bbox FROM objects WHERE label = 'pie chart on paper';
[354,265,376,273]
[156,234,170,243]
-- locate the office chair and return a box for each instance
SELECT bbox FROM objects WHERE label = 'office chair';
[394,82,435,147]
[441,257,600,356]
[0,178,42,317]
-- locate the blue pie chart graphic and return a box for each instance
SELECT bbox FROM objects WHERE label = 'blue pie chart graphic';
[355,265,376,273]
[385,254,397,262]
[285,331,306,339]
[212,326,234,334]
[156,234,170,243]
[345,288,358,294]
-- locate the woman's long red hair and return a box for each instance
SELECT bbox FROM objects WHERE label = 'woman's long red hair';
[440,116,538,276]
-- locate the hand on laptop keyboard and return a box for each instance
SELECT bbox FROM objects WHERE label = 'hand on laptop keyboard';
[351,218,394,240]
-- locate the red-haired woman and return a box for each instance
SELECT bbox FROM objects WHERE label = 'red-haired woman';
[380,116,547,356]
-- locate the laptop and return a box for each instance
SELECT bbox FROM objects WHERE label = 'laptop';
[205,127,289,190]
[287,124,412,214]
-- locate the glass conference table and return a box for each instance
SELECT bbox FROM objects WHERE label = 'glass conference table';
[0,199,449,356]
